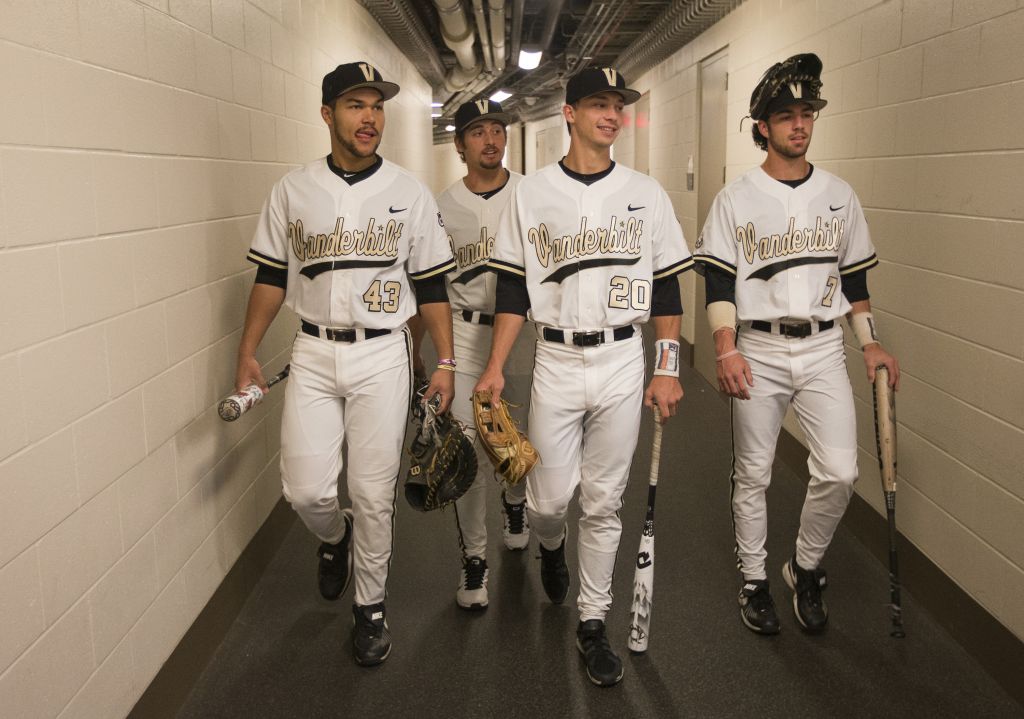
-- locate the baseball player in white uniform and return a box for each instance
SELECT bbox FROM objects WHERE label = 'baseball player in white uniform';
[234,62,456,666]
[474,68,693,687]
[694,53,899,635]
[412,99,530,611]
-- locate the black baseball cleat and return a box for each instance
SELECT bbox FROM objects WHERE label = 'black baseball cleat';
[456,556,489,610]
[317,509,354,600]
[539,538,570,604]
[738,579,781,635]
[576,620,624,687]
[782,555,829,633]
[352,602,392,666]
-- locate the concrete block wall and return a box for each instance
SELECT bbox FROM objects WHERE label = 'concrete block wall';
[612,0,1024,642]
[0,1,435,716]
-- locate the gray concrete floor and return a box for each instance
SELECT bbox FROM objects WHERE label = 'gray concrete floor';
[176,335,1023,719]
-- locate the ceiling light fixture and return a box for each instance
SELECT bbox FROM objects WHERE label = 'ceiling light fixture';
[490,90,512,103]
[445,124,456,132]
[518,50,542,70]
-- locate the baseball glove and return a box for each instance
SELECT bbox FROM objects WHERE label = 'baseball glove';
[405,397,477,512]
[472,391,539,486]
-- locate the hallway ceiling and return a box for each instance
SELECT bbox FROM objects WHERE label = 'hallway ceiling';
[357,0,742,142]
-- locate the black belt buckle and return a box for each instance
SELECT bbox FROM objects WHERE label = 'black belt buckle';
[572,331,602,347]
[779,322,812,339]
[325,327,356,342]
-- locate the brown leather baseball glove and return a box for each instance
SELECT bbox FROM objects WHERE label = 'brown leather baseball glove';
[472,391,539,486]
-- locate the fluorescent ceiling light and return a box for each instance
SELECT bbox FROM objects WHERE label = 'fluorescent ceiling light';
[445,124,456,132]
[518,50,542,70]
[431,101,443,107]
[431,112,442,117]
[490,90,512,103]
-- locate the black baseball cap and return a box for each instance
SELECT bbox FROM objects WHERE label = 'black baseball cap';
[565,67,641,106]
[321,61,400,105]
[453,99,512,133]
[749,53,827,120]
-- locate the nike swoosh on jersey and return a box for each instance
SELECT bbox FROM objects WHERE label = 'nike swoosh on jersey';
[747,255,838,281]
[829,204,845,211]
[542,256,641,284]
[452,265,492,285]
[389,206,407,213]
[300,258,398,279]
[627,204,645,211]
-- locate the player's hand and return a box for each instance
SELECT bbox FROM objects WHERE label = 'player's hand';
[425,368,455,414]
[473,367,506,405]
[235,355,267,393]
[644,376,683,423]
[717,352,754,400]
[864,344,900,390]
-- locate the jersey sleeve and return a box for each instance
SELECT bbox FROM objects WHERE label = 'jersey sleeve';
[247,181,289,271]
[694,190,738,276]
[838,191,878,276]
[407,186,457,281]
[651,185,694,279]
[487,186,526,277]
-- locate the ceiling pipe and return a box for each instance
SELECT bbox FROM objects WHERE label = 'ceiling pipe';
[433,0,484,92]
[356,0,446,87]
[509,0,524,67]
[536,0,567,56]
[471,0,494,73]
[488,0,507,73]
[617,0,743,79]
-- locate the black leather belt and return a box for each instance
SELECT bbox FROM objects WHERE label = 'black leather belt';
[749,319,834,338]
[301,320,391,342]
[542,326,635,347]
[460,310,494,326]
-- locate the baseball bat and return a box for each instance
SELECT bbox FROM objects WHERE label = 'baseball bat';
[627,406,663,654]
[871,365,905,638]
[217,365,290,422]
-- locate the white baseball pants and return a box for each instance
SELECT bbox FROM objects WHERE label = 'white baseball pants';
[279,329,411,607]
[526,333,643,622]
[731,325,858,580]
[450,314,526,560]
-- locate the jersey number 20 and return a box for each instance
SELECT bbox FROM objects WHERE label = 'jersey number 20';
[608,276,651,311]
[363,280,401,313]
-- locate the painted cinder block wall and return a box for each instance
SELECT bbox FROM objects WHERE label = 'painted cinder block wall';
[0,0,435,716]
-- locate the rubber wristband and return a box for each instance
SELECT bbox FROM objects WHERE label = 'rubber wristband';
[437,358,457,367]
[716,349,741,362]
[652,339,680,377]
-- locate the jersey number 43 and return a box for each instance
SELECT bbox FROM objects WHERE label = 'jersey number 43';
[363,280,401,313]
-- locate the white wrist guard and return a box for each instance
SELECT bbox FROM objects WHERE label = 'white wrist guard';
[653,339,680,377]
[707,301,737,335]
[849,311,880,349]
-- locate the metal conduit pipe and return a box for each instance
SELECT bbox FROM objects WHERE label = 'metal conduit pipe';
[537,0,567,56]
[433,0,478,72]
[509,0,524,68]
[488,0,507,73]
[356,0,445,87]
[472,0,494,73]
[617,0,743,79]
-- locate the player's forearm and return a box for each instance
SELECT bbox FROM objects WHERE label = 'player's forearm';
[238,283,286,358]
[483,313,526,372]
[417,302,454,360]
[651,314,680,342]
[847,299,880,349]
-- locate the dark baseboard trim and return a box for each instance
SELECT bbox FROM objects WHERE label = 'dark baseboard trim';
[129,499,297,719]
[776,430,1024,709]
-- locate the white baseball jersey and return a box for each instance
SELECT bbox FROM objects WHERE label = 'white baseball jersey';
[488,162,693,328]
[247,157,456,327]
[437,171,523,314]
[694,166,877,322]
